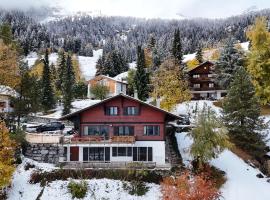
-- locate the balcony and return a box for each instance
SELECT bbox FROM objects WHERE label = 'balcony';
[64,135,136,144]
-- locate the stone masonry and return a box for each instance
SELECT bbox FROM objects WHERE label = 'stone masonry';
[25,143,64,164]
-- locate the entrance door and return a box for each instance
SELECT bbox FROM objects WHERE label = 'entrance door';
[70,147,79,161]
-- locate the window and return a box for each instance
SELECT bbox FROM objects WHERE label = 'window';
[209,83,214,88]
[144,126,160,136]
[208,74,214,78]
[123,107,139,115]
[193,74,200,78]
[83,125,109,138]
[83,147,110,161]
[105,107,118,115]
[132,147,153,161]
[114,126,134,136]
[193,84,200,88]
[112,147,132,157]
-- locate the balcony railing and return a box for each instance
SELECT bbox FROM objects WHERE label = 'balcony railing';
[65,135,136,144]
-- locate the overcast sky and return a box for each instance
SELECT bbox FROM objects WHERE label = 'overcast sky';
[0,0,270,19]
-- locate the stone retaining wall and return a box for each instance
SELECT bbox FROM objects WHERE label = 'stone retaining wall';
[25,143,64,164]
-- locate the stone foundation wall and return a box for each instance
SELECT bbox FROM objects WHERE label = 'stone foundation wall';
[25,143,64,164]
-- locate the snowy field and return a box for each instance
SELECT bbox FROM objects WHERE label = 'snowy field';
[7,158,162,200]
[78,49,103,80]
[175,100,270,200]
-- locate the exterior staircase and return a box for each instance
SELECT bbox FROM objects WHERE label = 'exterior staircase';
[165,127,183,168]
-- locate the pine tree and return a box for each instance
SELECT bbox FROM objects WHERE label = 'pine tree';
[0,121,15,188]
[171,29,183,65]
[195,46,203,64]
[189,104,230,169]
[95,56,105,76]
[41,49,55,112]
[62,54,75,115]
[151,58,191,111]
[222,67,266,157]
[152,46,161,70]
[215,39,244,89]
[0,23,13,45]
[56,51,66,92]
[246,17,270,105]
[134,45,149,101]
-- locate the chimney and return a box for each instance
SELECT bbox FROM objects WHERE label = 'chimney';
[134,89,138,99]
[156,98,161,108]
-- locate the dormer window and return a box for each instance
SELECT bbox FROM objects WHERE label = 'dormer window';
[105,106,118,115]
[123,107,139,115]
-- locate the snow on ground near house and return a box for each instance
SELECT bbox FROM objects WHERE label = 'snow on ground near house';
[7,158,161,200]
[113,62,137,81]
[183,53,196,63]
[175,100,270,200]
[40,99,100,119]
[240,41,250,51]
[24,52,59,68]
[78,49,103,80]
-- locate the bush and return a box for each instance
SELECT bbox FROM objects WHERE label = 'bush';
[29,169,163,184]
[68,180,88,199]
[123,180,149,196]
[24,163,35,171]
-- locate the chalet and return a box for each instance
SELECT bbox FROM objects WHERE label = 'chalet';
[188,61,226,100]
[87,75,128,99]
[0,85,17,113]
[60,93,180,167]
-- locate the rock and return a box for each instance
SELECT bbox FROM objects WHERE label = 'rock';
[267,179,270,183]
[256,173,264,178]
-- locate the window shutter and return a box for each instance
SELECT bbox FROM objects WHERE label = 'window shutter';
[84,126,88,136]
[113,127,118,136]
[123,107,127,115]
[129,126,134,136]
[144,126,147,135]
[104,106,107,115]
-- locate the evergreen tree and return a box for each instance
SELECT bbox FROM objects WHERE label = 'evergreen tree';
[134,45,149,101]
[41,49,55,112]
[189,104,230,169]
[62,54,75,115]
[95,56,105,76]
[215,39,244,89]
[73,82,88,99]
[222,67,267,157]
[56,51,66,92]
[90,83,110,100]
[152,46,161,70]
[0,23,13,45]
[246,17,270,105]
[171,29,183,65]
[195,46,203,64]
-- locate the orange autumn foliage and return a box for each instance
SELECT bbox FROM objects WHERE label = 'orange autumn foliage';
[161,171,220,200]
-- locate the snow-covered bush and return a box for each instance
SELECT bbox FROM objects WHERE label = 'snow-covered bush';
[68,180,88,199]
[122,180,149,196]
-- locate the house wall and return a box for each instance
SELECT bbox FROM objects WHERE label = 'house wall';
[0,95,12,113]
[79,97,166,140]
[64,141,166,166]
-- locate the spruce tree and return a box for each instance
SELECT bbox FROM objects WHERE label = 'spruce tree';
[222,67,266,157]
[134,45,149,101]
[0,23,13,45]
[41,49,55,112]
[56,51,66,92]
[62,54,75,115]
[171,29,183,65]
[215,39,243,89]
[195,46,203,64]
[95,56,105,76]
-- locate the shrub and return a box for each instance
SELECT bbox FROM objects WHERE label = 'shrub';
[24,163,35,171]
[123,180,149,196]
[161,171,221,200]
[68,180,88,199]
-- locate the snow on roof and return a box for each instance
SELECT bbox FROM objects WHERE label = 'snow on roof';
[61,93,180,120]
[0,85,18,97]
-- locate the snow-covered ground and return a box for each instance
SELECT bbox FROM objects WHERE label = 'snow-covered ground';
[24,52,59,68]
[7,158,162,200]
[78,49,103,80]
[40,99,100,119]
[175,100,270,200]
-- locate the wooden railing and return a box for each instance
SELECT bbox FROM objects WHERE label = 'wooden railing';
[111,136,136,143]
[26,132,63,144]
[64,136,136,144]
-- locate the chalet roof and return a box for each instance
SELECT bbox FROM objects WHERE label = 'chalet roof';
[88,75,127,84]
[187,61,215,73]
[0,85,18,97]
[60,93,181,121]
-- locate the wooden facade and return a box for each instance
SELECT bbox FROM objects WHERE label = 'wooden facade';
[188,61,226,100]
